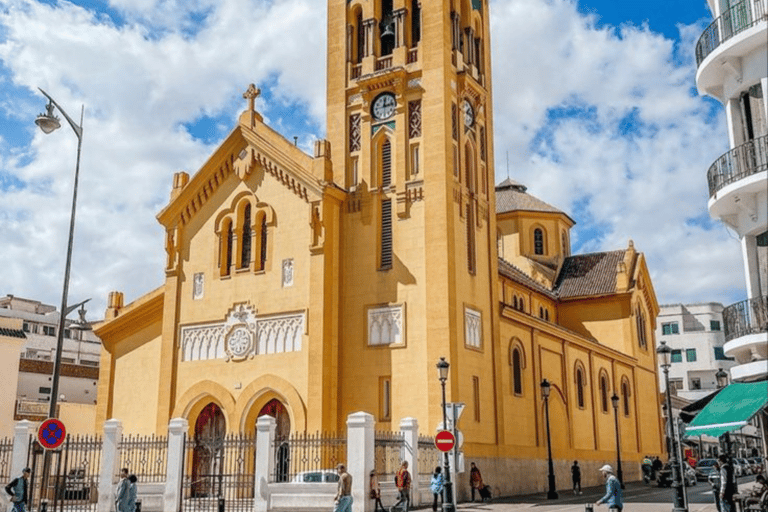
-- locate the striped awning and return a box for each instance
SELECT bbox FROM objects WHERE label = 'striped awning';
[684,381,768,438]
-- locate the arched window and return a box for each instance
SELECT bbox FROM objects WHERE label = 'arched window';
[576,367,585,408]
[539,307,544,318]
[534,228,544,255]
[518,295,525,312]
[544,309,550,321]
[222,220,234,276]
[239,203,252,269]
[622,379,631,416]
[380,0,395,56]
[600,374,609,413]
[561,230,569,256]
[636,307,647,349]
[411,0,421,46]
[512,348,523,395]
[513,296,518,309]
[356,11,364,64]
[260,214,268,270]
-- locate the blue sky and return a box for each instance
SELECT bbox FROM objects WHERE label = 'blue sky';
[0,0,746,318]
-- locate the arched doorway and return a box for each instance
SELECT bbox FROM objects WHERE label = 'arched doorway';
[192,402,226,497]
[258,399,291,481]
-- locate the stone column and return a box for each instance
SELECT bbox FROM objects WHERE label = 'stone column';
[399,417,419,506]
[164,417,188,512]
[347,412,374,512]
[254,415,276,512]
[97,419,122,512]
[10,420,34,478]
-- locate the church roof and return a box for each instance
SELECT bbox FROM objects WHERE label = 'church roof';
[554,250,625,299]
[495,180,572,222]
[497,258,556,299]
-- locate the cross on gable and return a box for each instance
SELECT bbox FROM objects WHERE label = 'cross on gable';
[243,84,262,128]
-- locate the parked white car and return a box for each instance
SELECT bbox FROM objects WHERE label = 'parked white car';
[291,470,340,483]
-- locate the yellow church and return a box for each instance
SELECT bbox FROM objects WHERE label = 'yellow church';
[95,0,664,495]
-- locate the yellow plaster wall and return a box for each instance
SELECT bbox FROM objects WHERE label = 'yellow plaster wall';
[59,403,98,435]
[0,318,26,438]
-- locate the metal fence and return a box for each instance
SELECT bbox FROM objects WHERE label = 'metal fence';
[181,432,255,512]
[417,435,442,477]
[723,295,768,342]
[0,437,12,483]
[374,430,404,480]
[28,435,103,512]
[696,0,767,66]
[271,431,346,483]
[119,433,168,483]
[707,134,768,197]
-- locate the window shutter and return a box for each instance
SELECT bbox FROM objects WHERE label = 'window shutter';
[381,199,393,269]
[381,140,392,187]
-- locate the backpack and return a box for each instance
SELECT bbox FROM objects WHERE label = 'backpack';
[5,477,18,496]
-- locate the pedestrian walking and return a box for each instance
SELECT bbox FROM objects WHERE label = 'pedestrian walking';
[127,475,138,512]
[595,464,623,511]
[116,468,131,512]
[708,459,722,512]
[469,462,484,502]
[571,460,582,495]
[430,466,444,512]
[333,464,353,512]
[391,460,411,512]
[369,470,386,512]
[4,467,31,512]
[718,455,737,512]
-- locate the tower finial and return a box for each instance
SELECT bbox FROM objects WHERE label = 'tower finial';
[243,84,261,128]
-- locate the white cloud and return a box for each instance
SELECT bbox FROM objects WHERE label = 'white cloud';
[0,0,745,321]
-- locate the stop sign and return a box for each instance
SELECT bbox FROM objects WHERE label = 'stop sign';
[434,430,455,452]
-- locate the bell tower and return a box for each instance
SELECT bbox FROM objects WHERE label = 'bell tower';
[327,0,500,437]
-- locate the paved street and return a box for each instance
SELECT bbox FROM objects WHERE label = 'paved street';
[437,475,761,512]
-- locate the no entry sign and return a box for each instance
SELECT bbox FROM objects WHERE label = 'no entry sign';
[38,418,67,450]
[434,430,455,452]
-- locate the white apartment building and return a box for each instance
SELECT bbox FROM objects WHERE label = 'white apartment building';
[656,303,737,400]
[0,294,101,420]
[696,0,768,382]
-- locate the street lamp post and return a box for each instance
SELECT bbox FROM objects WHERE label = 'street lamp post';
[715,368,728,389]
[657,340,688,512]
[436,358,455,512]
[540,379,558,500]
[610,393,625,489]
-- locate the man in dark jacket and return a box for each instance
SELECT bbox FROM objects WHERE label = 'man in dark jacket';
[5,468,31,512]
[718,455,737,512]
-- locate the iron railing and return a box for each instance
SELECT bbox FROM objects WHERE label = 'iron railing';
[723,295,768,342]
[696,0,767,66]
[417,435,442,477]
[376,56,393,71]
[707,135,768,197]
[119,433,168,483]
[374,430,404,479]
[407,48,418,64]
[181,432,255,512]
[0,437,12,483]
[270,431,346,483]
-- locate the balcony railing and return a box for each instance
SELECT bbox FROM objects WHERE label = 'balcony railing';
[696,0,767,66]
[407,48,418,64]
[375,56,393,71]
[707,134,768,197]
[351,64,362,80]
[723,295,768,342]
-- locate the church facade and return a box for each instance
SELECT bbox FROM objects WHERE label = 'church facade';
[95,0,664,494]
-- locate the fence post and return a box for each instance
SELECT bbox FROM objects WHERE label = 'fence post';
[164,417,188,512]
[253,415,276,512]
[347,411,374,512]
[399,417,419,506]
[97,419,123,512]
[10,420,34,478]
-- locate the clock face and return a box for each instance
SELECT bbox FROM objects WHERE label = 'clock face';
[372,93,396,120]
[463,101,475,127]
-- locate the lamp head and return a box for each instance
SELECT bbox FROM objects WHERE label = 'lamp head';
[656,340,671,368]
[540,378,551,399]
[716,368,729,388]
[35,102,61,134]
[436,357,449,382]
[611,392,619,410]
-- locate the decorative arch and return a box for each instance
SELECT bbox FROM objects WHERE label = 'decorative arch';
[236,374,308,434]
[540,382,571,450]
[174,380,237,435]
[508,337,526,396]
[531,225,547,255]
[371,126,396,188]
[561,229,570,256]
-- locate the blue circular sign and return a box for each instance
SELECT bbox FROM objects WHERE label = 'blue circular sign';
[38,418,66,449]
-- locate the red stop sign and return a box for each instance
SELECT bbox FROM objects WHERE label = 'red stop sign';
[435,430,455,452]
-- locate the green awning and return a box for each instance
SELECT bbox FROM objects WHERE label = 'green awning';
[684,381,768,438]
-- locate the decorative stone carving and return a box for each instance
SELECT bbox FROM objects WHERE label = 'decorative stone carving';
[465,307,481,348]
[368,304,404,346]
[282,259,294,287]
[193,273,204,300]
[180,303,306,362]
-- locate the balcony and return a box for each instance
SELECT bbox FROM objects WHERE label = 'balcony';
[707,135,768,197]
[696,0,767,67]
[723,295,768,342]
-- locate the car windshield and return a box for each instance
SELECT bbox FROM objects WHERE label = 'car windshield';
[697,459,716,467]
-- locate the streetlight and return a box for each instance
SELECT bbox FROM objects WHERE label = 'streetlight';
[657,340,687,512]
[540,378,558,499]
[35,88,85,421]
[715,368,729,389]
[610,393,625,489]
[436,357,455,512]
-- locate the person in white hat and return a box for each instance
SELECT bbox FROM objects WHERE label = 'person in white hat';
[595,464,623,511]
